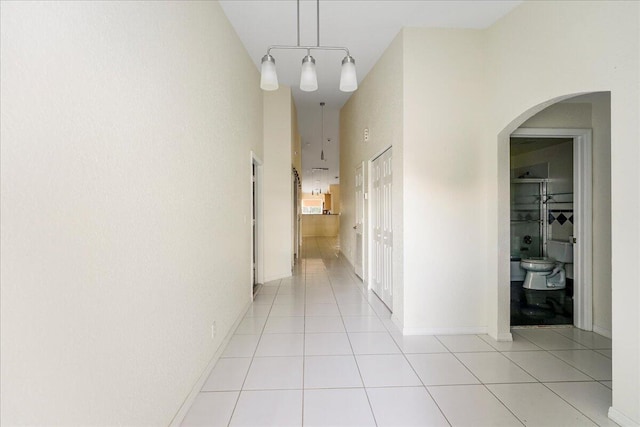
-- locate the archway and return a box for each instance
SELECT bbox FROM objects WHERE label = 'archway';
[494,92,611,340]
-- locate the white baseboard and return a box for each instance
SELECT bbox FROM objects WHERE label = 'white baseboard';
[263,271,292,283]
[608,407,640,427]
[339,250,355,270]
[593,324,612,339]
[169,299,252,427]
[402,326,488,336]
[390,314,403,332]
[491,332,514,342]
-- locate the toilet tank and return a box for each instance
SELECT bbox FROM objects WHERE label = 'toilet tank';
[547,240,573,263]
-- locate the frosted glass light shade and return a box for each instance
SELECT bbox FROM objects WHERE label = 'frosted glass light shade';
[300,55,318,92]
[260,54,278,91]
[339,55,358,92]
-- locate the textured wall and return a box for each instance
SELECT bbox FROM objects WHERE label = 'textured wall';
[339,32,404,324]
[0,2,263,424]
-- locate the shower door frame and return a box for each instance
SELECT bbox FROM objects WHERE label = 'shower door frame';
[511,178,548,260]
[511,128,593,331]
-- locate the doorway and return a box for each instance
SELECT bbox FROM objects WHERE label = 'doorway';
[251,153,263,297]
[370,147,393,309]
[508,128,593,330]
[509,135,575,326]
[292,168,301,266]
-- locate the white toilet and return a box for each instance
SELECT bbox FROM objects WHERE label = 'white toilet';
[520,240,573,290]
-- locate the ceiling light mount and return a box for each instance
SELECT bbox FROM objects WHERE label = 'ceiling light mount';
[320,102,325,161]
[259,0,358,93]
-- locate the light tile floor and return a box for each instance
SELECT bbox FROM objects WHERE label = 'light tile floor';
[182,237,615,427]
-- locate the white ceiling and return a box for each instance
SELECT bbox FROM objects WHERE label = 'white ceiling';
[219,0,522,193]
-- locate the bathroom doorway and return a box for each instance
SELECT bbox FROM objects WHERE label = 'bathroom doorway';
[509,128,592,330]
[509,136,575,325]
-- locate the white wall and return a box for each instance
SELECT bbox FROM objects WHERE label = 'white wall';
[485,2,639,423]
[402,28,486,334]
[263,87,294,282]
[340,32,404,324]
[340,1,638,423]
[590,94,612,338]
[0,2,263,425]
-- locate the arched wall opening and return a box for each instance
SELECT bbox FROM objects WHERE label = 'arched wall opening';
[490,92,611,340]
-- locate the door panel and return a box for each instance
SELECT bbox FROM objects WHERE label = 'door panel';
[354,163,364,279]
[381,150,393,306]
[371,148,392,309]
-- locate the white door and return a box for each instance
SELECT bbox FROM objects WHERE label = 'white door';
[371,148,393,309]
[354,163,364,279]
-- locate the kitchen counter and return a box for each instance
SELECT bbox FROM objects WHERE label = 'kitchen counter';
[301,214,340,237]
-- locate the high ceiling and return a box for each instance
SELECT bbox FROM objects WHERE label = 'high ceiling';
[219,0,522,193]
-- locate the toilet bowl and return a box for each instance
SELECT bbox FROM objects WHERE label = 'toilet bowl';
[520,240,573,290]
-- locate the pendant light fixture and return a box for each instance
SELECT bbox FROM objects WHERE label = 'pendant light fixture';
[259,0,357,93]
[300,53,318,92]
[260,54,278,90]
[320,102,325,161]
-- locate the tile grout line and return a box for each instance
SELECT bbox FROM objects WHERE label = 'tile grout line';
[507,329,611,426]
[300,238,309,427]
[225,279,280,427]
[396,337,453,426]
[490,330,611,425]
[323,239,381,427]
[538,381,608,426]
[199,237,613,426]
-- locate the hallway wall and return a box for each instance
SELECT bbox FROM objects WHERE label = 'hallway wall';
[402,28,486,334]
[340,31,405,324]
[263,87,294,282]
[0,2,263,425]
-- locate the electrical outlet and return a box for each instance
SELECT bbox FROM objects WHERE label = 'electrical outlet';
[211,321,216,339]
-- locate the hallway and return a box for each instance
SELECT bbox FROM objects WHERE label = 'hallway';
[182,237,614,426]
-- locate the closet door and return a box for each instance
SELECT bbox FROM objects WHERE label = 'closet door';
[371,147,392,309]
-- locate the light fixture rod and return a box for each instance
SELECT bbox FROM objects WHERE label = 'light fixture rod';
[267,45,350,56]
[320,101,325,161]
[297,0,300,47]
[317,0,320,47]
[260,0,357,93]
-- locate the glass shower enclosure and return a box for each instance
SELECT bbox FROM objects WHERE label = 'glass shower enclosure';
[511,178,548,260]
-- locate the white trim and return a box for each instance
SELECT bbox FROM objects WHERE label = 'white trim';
[491,332,514,342]
[169,299,252,427]
[608,407,640,427]
[390,314,404,332]
[402,326,488,336]
[354,161,366,281]
[251,152,264,291]
[510,128,593,331]
[263,272,292,283]
[593,325,612,339]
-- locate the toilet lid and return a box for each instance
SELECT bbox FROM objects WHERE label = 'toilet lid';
[522,257,555,264]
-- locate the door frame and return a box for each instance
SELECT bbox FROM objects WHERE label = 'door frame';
[510,128,593,331]
[354,162,365,280]
[250,152,264,297]
[292,169,301,266]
